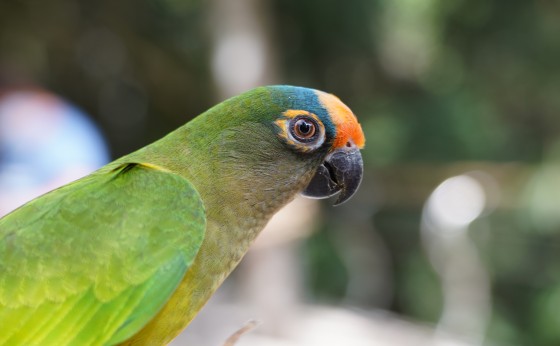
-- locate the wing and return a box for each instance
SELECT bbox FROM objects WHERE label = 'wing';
[0,163,206,346]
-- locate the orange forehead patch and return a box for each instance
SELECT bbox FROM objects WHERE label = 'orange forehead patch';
[316,91,365,149]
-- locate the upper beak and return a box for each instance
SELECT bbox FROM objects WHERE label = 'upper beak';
[301,145,363,205]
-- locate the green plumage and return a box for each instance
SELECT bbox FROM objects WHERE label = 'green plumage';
[0,163,205,345]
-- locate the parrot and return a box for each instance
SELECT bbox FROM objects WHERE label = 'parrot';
[0,85,365,346]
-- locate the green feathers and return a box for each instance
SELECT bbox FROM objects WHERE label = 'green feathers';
[0,164,205,345]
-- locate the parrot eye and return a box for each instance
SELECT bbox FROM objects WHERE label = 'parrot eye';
[275,110,326,153]
[290,117,318,143]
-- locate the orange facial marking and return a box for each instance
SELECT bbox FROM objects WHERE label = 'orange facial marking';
[316,91,365,149]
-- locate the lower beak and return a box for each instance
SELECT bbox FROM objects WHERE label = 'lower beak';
[301,146,363,205]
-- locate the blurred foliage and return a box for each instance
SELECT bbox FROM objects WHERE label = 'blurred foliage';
[1,0,560,344]
[306,229,349,300]
[0,0,213,157]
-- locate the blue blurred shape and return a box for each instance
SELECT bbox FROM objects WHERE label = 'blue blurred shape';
[0,90,109,215]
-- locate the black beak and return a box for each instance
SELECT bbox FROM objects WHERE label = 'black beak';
[302,146,363,205]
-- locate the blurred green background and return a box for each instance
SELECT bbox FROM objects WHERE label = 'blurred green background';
[1,0,560,345]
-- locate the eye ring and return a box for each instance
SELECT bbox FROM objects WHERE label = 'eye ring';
[290,116,319,143]
[275,110,326,153]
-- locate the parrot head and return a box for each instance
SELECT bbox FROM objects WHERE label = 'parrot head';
[182,85,366,210]
[268,86,365,205]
